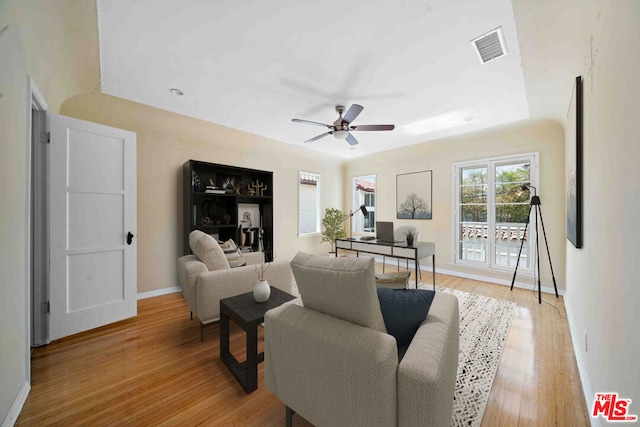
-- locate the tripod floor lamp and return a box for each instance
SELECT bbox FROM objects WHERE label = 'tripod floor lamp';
[510,185,559,303]
[346,204,369,240]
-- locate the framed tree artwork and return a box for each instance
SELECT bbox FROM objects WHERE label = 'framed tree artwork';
[566,76,583,248]
[396,170,432,219]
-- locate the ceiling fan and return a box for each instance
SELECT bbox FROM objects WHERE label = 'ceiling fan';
[292,104,395,146]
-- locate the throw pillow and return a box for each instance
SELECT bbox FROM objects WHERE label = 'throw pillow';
[189,230,230,271]
[376,288,436,348]
[219,239,246,268]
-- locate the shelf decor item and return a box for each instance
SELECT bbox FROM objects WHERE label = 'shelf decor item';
[192,170,201,191]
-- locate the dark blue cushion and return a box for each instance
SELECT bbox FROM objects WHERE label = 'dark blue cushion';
[376,288,436,348]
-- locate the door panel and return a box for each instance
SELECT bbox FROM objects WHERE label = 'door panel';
[68,250,124,312]
[68,129,125,190]
[49,113,136,340]
[68,192,124,249]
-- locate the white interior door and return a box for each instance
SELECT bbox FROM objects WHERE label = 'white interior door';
[49,113,137,340]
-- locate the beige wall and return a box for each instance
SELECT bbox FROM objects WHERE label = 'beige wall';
[0,0,100,422]
[343,119,566,290]
[563,0,640,411]
[60,93,344,294]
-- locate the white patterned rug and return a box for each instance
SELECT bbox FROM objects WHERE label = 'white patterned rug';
[419,284,517,427]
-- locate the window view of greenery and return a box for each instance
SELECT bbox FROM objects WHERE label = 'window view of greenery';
[353,175,376,232]
[495,163,530,223]
[458,159,532,269]
[459,167,489,262]
[298,172,320,234]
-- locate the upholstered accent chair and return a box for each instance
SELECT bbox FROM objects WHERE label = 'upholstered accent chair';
[265,252,459,427]
[177,230,295,340]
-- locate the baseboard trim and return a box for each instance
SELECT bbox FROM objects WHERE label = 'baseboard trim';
[564,293,598,427]
[2,380,30,427]
[137,286,181,300]
[375,255,564,296]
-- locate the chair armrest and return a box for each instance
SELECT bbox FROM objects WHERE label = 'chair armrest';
[177,255,207,315]
[195,261,295,324]
[265,303,398,427]
[398,292,459,427]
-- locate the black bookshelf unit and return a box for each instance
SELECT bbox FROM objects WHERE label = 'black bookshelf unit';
[183,160,274,261]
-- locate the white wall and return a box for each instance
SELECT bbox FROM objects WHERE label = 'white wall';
[563,0,640,419]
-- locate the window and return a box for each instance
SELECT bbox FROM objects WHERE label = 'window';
[454,153,538,272]
[298,171,320,235]
[353,174,376,233]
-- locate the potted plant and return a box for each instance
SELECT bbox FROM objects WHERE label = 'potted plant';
[405,230,415,246]
[321,208,349,254]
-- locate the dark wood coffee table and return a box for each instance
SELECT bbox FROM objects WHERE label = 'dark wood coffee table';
[219,287,296,394]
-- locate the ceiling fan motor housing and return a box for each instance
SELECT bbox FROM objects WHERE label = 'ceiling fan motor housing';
[292,103,394,145]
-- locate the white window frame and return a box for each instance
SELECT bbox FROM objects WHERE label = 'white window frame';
[452,152,539,274]
[298,171,321,235]
[352,174,376,234]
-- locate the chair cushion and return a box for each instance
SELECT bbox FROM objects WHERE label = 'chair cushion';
[219,239,246,268]
[290,252,386,333]
[189,230,230,271]
[376,288,435,348]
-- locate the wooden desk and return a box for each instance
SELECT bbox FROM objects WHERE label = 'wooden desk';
[336,238,436,290]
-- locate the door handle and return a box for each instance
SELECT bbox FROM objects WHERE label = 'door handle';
[127,232,134,245]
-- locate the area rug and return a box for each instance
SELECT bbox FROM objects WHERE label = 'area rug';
[419,284,516,427]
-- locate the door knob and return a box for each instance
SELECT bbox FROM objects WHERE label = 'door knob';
[127,232,134,245]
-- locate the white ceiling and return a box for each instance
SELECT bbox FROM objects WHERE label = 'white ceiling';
[98,0,537,159]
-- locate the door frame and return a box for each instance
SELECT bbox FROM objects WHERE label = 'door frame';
[29,78,50,347]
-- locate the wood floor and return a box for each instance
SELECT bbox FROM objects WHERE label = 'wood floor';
[17,268,590,426]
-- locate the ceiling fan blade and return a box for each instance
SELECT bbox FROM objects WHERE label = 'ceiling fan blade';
[345,133,359,146]
[350,124,395,131]
[342,104,364,124]
[292,118,332,128]
[304,131,332,143]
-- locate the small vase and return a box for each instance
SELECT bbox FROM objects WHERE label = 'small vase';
[406,237,414,246]
[253,279,271,303]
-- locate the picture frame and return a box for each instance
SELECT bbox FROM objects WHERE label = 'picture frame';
[238,203,260,229]
[566,76,583,248]
[396,170,432,219]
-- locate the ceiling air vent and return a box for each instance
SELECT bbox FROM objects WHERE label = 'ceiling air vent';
[471,27,507,64]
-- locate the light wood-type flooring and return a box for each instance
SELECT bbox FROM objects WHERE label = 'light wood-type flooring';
[17,267,590,426]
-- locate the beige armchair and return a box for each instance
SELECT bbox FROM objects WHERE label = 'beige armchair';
[265,252,459,427]
[177,230,295,340]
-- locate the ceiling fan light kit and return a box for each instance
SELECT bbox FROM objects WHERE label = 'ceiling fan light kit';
[333,129,349,140]
[292,104,395,146]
